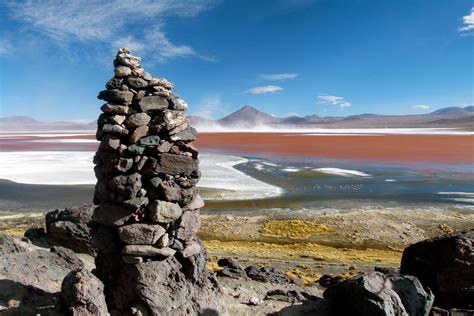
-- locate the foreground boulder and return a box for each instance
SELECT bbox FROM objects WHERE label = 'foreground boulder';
[61,268,108,315]
[0,234,83,314]
[400,230,474,309]
[323,272,434,316]
[45,204,96,256]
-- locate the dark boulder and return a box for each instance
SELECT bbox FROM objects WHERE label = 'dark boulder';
[323,272,434,316]
[400,230,474,309]
[45,204,95,255]
[244,266,290,284]
[61,268,108,315]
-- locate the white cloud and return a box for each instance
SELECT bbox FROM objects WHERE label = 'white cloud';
[192,95,230,120]
[259,73,299,81]
[317,94,351,108]
[5,0,216,60]
[459,7,474,33]
[245,85,283,94]
[412,104,430,110]
[0,39,13,56]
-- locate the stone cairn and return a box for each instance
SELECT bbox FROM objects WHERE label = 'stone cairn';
[91,48,225,315]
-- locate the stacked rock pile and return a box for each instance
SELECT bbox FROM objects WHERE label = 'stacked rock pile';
[90,48,225,314]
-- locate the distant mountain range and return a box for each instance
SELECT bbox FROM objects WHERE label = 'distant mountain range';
[191,105,474,129]
[1,105,473,131]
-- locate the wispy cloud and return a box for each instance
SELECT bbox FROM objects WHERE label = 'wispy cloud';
[5,0,216,61]
[412,104,430,110]
[259,73,299,81]
[459,7,474,35]
[0,39,13,57]
[317,94,351,108]
[192,94,230,120]
[245,85,283,94]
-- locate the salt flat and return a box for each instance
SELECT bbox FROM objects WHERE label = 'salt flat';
[0,151,282,200]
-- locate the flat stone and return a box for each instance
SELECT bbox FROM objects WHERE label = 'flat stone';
[61,268,108,316]
[106,78,123,90]
[125,113,151,128]
[159,180,197,204]
[131,67,144,77]
[122,245,176,257]
[100,135,121,151]
[154,153,198,176]
[98,89,133,103]
[109,114,126,125]
[186,194,204,210]
[157,140,173,153]
[92,202,132,227]
[181,242,201,258]
[156,233,169,248]
[169,96,188,111]
[102,124,129,135]
[102,155,133,174]
[128,144,145,155]
[148,77,174,90]
[118,223,166,245]
[152,111,186,131]
[114,65,132,77]
[109,173,142,199]
[100,103,131,115]
[148,200,182,224]
[139,135,161,146]
[137,95,169,112]
[170,127,197,142]
[125,77,148,90]
[149,177,163,188]
[170,120,190,135]
[116,53,141,69]
[129,125,149,143]
[120,197,149,210]
[176,210,201,241]
[122,255,144,264]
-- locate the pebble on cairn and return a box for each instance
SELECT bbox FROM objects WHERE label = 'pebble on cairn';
[90,48,226,315]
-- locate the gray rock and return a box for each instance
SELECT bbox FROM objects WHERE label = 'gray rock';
[45,205,95,255]
[125,77,148,90]
[118,223,166,245]
[109,173,142,199]
[169,96,188,111]
[102,124,129,135]
[138,135,161,146]
[125,113,151,128]
[128,144,145,155]
[114,65,132,77]
[149,177,162,188]
[106,78,123,89]
[176,210,201,241]
[129,125,149,143]
[152,110,186,130]
[148,77,174,89]
[156,233,169,248]
[102,155,133,174]
[109,114,126,125]
[323,272,434,316]
[170,126,197,142]
[155,153,198,176]
[108,256,226,315]
[217,267,247,280]
[217,258,242,270]
[120,196,149,210]
[137,95,169,112]
[0,234,83,294]
[148,200,182,224]
[101,103,131,115]
[92,202,132,227]
[116,53,141,69]
[122,245,176,257]
[265,289,318,303]
[122,255,144,264]
[181,242,201,258]
[186,194,205,210]
[159,180,197,205]
[400,230,474,309]
[245,266,290,284]
[61,268,108,316]
[100,135,121,151]
[157,140,173,153]
[98,89,133,103]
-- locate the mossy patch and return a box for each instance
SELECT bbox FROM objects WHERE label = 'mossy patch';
[204,240,402,265]
[260,220,334,239]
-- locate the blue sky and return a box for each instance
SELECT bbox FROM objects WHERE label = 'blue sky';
[0,0,473,121]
